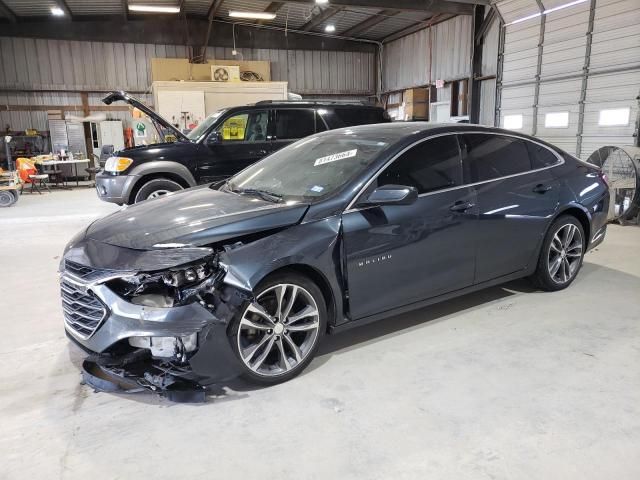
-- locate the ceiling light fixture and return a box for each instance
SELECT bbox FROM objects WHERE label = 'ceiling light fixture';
[128,4,181,13]
[316,0,329,4]
[324,24,336,32]
[50,6,65,16]
[505,0,588,25]
[229,11,277,20]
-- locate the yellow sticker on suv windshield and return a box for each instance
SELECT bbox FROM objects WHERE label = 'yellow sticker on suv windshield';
[314,149,357,166]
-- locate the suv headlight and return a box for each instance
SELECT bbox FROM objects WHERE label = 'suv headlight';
[104,156,134,173]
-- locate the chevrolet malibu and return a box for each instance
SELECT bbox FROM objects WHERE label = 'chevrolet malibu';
[60,123,609,395]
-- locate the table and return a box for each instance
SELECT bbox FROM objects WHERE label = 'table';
[40,158,90,188]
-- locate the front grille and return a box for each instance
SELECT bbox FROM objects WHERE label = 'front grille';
[61,279,108,338]
[64,260,113,282]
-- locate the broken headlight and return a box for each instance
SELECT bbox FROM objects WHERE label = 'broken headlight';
[107,255,224,308]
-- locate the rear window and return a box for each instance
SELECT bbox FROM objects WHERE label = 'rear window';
[334,107,389,127]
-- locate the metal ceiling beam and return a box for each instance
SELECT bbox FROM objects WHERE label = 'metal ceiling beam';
[179,0,187,13]
[206,0,225,19]
[57,0,74,19]
[0,18,377,52]
[381,13,454,43]
[342,9,400,37]
[121,0,129,21]
[300,6,343,31]
[202,0,225,59]
[264,2,285,13]
[0,0,17,23]
[474,4,495,44]
[284,0,473,15]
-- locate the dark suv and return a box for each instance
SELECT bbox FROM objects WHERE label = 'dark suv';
[95,91,390,204]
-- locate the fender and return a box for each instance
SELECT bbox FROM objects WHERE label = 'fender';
[219,215,346,327]
[123,161,198,200]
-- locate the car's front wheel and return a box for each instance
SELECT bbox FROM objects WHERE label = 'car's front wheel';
[532,215,585,291]
[133,178,183,203]
[230,272,327,385]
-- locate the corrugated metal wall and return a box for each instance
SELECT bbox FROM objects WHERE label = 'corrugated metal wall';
[478,15,500,125]
[381,16,473,92]
[0,37,375,131]
[495,0,640,158]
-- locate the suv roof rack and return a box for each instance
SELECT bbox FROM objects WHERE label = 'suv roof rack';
[254,100,375,106]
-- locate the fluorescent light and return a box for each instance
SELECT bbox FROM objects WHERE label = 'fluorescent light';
[505,0,588,26]
[544,111,569,128]
[50,6,65,16]
[128,4,181,13]
[503,114,523,130]
[316,0,329,4]
[598,108,630,126]
[229,11,276,20]
[506,12,540,26]
[325,24,336,32]
[544,0,587,14]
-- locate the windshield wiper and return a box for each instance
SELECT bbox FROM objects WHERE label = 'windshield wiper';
[230,187,283,203]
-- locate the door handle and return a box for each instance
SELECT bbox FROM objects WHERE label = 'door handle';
[450,201,475,212]
[258,150,268,155]
[533,184,552,194]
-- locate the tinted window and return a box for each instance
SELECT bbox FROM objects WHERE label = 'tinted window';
[315,111,328,132]
[276,109,315,140]
[217,110,268,142]
[526,141,559,168]
[377,135,462,194]
[334,108,387,126]
[463,134,531,182]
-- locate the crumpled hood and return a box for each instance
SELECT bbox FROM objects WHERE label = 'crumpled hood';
[86,186,309,250]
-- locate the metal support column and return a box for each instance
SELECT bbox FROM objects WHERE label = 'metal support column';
[576,0,597,158]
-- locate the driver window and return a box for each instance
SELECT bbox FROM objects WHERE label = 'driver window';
[377,135,463,194]
[218,111,268,142]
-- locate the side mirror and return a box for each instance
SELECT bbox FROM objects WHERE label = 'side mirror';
[359,184,418,207]
[207,131,222,146]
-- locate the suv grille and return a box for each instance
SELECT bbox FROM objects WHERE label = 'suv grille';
[64,260,113,282]
[61,279,108,338]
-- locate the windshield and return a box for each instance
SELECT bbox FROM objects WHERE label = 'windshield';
[223,129,392,203]
[186,109,227,141]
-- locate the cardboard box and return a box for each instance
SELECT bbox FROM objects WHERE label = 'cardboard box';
[211,65,241,82]
[404,88,428,104]
[151,58,271,82]
[403,102,429,120]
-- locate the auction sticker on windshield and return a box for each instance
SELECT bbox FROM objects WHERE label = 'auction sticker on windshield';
[314,149,357,166]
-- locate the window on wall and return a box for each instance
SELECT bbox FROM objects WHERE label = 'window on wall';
[598,108,630,126]
[544,111,569,128]
[503,114,523,130]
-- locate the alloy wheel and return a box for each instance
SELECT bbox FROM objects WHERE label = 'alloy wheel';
[147,189,171,199]
[547,223,583,284]
[237,283,320,377]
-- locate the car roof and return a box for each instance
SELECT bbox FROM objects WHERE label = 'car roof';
[228,101,384,110]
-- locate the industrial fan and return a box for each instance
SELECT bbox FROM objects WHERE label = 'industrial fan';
[587,146,640,221]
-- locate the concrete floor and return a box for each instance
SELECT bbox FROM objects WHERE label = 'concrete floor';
[1,188,640,480]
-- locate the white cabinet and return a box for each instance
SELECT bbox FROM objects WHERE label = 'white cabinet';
[98,121,125,153]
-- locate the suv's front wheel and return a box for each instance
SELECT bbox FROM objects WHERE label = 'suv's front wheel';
[230,272,327,385]
[133,178,183,203]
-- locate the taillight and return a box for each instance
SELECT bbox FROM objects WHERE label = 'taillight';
[599,170,610,188]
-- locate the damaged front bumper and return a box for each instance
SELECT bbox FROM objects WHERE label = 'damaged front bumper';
[61,260,248,401]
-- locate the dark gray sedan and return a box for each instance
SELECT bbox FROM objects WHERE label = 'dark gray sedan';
[60,123,609,396]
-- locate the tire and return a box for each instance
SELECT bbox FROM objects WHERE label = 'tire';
[133,178,183,203]
[0,190,17,207]
[531,215,585,291]
[229,272,327,385]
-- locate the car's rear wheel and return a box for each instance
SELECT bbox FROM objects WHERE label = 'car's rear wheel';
[532,215,585,291]
[230,272,327,385]
[133,178,183,203]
